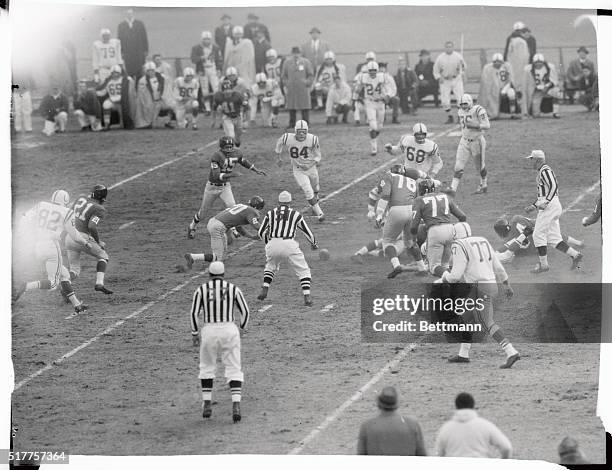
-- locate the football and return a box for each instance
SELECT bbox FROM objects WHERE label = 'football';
[319,248,330,261]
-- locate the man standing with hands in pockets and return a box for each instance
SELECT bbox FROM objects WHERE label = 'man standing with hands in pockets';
[434,41,466,124]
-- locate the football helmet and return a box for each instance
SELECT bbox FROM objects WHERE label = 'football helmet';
[459,93,473,111]
[365,51,376,62]
[492,53,504,63]
[532,53,545,64]
[266,49,278,60]
[225,66,238,77]
[221,79,233,92]
[389,164,405,175]
[418,179,436,196]
[367,61,379,78]
[255,73,267,84]
[413,123,427,144]
[110,65,122,76]
[200,30,212,40]
[453,222,472,240]
[183,67,195,77]
[51,189,70,207]
[295,120,308,141]
[494,217,511,238]
[144,61,156,72]
[249,196,265,210]
[219,136,235,152]
[324,51,335,61]
[91,184,108,203]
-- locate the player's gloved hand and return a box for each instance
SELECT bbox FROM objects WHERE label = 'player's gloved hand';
[534,200,549,210]
[524,204,536,213]
[192,334,200,347]
[367,210,376,221]
[384,143,393,153]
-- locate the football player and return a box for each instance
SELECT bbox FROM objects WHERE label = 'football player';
[174,67,200,129]
[352,51,377,126]
[185,196,264,267]
[493,214,583,263]
[64,185,113,295]
[435,222,520,369]
[451,93,491,194]
[521,53,561,118]
[264,49,283,82]
[479,53,519,119]
[92,28,124,83]
[14,190,89,313]
[187,136,266,238]
[314,51,347,110]
[249,73,283,128]
[384,123,443,177]
[213,79,246,146]
[353,61,396,155]
[96,65,128,130]
[275,120,325,222]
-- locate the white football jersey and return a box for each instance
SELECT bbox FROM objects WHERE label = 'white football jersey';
[458,104,489,139]
[448,236,507,283]
[93,39,123,70]
[265,59,283,82]
[275,132,321,171]
[26,201,74,241]
[398,135,441,175]
[105,77,124,103]
[251,79,280,101]
[356,72,389,102]
[175,77,199,103]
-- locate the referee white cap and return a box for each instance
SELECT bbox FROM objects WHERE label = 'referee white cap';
[526,150,546,161]
[209,261,225,275]
[278,191,292,203]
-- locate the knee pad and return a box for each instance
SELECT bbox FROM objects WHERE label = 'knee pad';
[480,168,487,178]
[454,169,464,179]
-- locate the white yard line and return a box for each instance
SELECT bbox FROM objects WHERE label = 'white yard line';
[320,303,335,313]
[257,304,273,313]
[118,221,136,230]
[12,139,422,392]
[562,180,600,213]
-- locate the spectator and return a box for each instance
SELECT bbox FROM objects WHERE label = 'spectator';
[191,31,223,114]
[415,49,439,107]
[578,69,598,111]
[224,26,256,86]
[433,41,466,123]
[504,22,530,85]
[435,392,512,458]
[215,14,233,56]
[281,46,314,128]
[558,437,590,465]
[39,85,69,136]
[11,71,34,133]
[153,53,174,80]
[93,28,124,84]
[565,46,596,104]
[314,51,346,110]
[394,56,419,115]
[117,8,149,81]
[301,27,331,73]
[378,62,400,124]
[325,74,353,124]
[253,28,272,74]
[73,79,102,131]
[357,386,427,456]
[135,62,177,129]
[243,13,271,43]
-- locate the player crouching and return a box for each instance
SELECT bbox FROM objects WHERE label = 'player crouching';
[174,67,200,129]
[249,73,283,128]
[521,54,562,119]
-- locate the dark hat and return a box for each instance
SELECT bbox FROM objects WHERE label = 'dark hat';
[419,49,430,56]
[577,46,589,54]
[221,14,231,20]
[247,13,259,20]
[310,27,321,34]
[378,62,387,68]
[291,46,301,54]
[377,386,399,410]
[558,437,580,455]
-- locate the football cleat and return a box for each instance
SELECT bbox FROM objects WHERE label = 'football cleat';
[95,284,113,295]
[187,226,196,239]
[473,184,488,194]
[202,400,212,419]
[232,402,241,423]
[531,263,550,274]
[257,287,268,301]
[500,353,520,369]
[74,303,88,313]
[448,355,470,363]
[570,253,583,270]
[184,254,195,270]
[387,266,403,279]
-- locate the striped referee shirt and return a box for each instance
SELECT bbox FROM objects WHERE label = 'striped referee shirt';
[536,164,559,201]
[190,278,249,334]
[258,205,316,244]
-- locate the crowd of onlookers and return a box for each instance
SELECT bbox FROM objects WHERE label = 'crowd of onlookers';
[10,10,599,135]
[357,386,592,464]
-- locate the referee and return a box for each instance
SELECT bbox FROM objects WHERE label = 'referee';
[524,150,583,273]
[257,191,318,306]
[190,261,249,423]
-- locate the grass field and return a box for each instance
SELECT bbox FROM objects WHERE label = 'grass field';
[10,100,604,462]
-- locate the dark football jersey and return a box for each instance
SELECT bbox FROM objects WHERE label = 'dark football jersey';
[213,91,244,118]
[72,196,107,234]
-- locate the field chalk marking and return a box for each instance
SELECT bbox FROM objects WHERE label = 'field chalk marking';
[13,131,440,392]
[257,304,273,313]
[320,303,335,313]
[118,221,136,230]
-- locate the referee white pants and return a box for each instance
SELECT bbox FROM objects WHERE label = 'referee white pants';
[198,323,244,382]
[533,196,563,247]
[265,238,311,280]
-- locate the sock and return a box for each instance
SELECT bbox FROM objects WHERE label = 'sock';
[229,380,242,403]
[201,378,213,402]
[566,247,579,258]
[566,236,581,246]
[96,260,107,285]
[300,277,311,295]
[311,203,323,216]
[451,177,460,191]
[459,343,471,358]
[390,257,400,269]
[539,255,548,267]
[96,271,105,285]
[190,213,200,229]
[370,139,377,152]
[263,270,274,287]
[356,246,369,256]
[60,281,80,307]
[204,101,211,112]
[481,176,488,186]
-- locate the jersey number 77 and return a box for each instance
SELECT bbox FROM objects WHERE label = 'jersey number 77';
[423,194,449,216]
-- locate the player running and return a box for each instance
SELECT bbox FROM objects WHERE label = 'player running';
[275,120,325,222]
[451,93,491,194]
[384,123,443,177]
[493,214,584,264]
[187,136,266,239]
[13,190,88,313]
[185,196,264,267]
[435,222,520,369]
[352,61,396,155]
[64,184,113,295]
[173,67,200,130]
[212,79,246,146]
[410,179,467,276]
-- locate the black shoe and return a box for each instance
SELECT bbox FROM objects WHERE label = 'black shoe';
[304,294,312,306]
[187,226,196,239]
[95,284,113,295]
[500,353,520,369]
[257,287,268,301]
[448,355,470,363]
[232,402,241,423]
[202,400,212,419]
[184,254,195,269]
[387,266,403,279]
[74,303,88,313]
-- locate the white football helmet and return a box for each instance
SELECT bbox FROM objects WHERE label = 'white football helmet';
[183,67,195,77]
[255,73,267,84]
[453,222,472,240]
[459,93,473,110]
[110,64,122,75]
[492,53,504,62]
[100,28,111,37]
[225,66,238,77]
[365,51,377,62]
[51,190,70,207]
[266,48,278,60]
[324,51,335,61]
[295,120,308,141]
[201,30,212,40]
[532,53,545,63]
[367,61,379,77]
[144,61,156,72]
[413,123,427,143]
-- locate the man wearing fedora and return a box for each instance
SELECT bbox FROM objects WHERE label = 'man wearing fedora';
[243,13,271,43]
[302,27,331,74]
[281,47,314,128]
[357,386,427,455]
[215,14,234,56]
[564,46,596,104]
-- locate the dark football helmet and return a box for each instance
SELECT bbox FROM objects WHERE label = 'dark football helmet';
[91,184,108,203]
[494,217,511,238]
[249,196,265,210]
[219,136,235,152]
[221,79,233,92]
[389,164,405,175]
[418,179,436,196]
